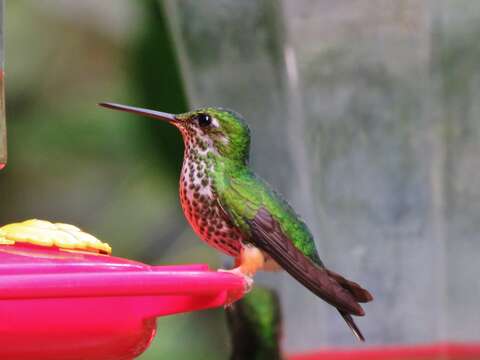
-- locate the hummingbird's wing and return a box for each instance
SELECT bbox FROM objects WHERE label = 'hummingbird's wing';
[247,207,370,341]
[217,175,371,314]
[217,173,372,340]
[247,207,367,316]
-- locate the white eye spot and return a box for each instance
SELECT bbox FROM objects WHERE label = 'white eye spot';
[211,117,220,128]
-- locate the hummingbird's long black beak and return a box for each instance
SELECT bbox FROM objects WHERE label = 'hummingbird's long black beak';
[98,102,177,123]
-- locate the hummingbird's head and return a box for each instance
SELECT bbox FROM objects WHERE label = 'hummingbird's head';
[177,107,251,162]
[99,103,251,163]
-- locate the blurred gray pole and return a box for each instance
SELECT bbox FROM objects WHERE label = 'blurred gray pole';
[0,0,5,169]
[163,0,480,349]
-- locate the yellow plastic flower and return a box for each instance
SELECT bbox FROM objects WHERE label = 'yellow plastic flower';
[0,219,111,254]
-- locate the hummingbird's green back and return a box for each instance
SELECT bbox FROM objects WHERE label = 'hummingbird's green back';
[213,161,322,266]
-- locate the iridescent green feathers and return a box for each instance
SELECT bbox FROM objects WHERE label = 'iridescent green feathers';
[213,165,322,266]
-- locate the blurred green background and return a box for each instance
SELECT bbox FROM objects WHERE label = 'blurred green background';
[0,1,228,359]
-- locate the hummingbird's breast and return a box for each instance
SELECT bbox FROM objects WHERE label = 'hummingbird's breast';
[179,150,243,257]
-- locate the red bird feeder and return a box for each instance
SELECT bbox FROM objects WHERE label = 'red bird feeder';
[0,242,245,360]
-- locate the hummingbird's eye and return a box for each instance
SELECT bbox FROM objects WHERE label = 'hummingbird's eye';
[196,113,212,127]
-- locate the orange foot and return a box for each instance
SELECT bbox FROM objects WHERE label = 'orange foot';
[219,245,265,293]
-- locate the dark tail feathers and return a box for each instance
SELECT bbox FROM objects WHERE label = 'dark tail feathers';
[339,310,365,342]
[327,269,373,342]
[326,269,373,303]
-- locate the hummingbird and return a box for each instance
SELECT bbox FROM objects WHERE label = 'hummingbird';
[99,102,373,341]
[226,286,283,360]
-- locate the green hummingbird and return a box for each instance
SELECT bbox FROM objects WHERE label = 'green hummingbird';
[99,102,373,341]
[226,286,282,360]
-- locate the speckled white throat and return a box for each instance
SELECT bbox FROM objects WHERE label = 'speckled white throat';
[177,123,244,257]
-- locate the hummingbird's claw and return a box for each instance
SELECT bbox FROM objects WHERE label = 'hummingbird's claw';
[218,267,254,293]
